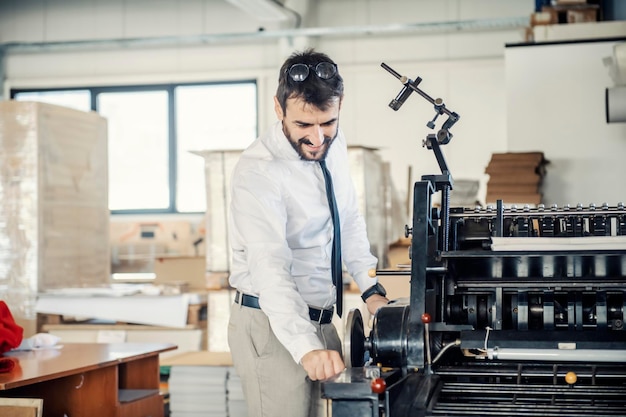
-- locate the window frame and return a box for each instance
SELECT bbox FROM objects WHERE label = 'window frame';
[10,79,258,215]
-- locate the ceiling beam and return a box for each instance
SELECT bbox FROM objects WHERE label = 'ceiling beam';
[1,17,528,55]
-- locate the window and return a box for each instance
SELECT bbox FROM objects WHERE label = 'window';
[12,81,257,214]
[12,90,91,112]
[175,83,257,212]
[98,90,170,211]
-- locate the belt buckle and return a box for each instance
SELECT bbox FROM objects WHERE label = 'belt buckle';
[309,306,324,324]
[317,307,333,324]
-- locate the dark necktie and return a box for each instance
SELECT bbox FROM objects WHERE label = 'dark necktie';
[319,160,343,317]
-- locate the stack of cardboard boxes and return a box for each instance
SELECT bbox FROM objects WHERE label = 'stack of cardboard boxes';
[485,152,549,206]
[527,0,600,41]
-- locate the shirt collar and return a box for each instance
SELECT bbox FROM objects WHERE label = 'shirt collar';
[266,121,302,161]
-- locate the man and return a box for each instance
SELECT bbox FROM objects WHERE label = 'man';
[227,48,389,417]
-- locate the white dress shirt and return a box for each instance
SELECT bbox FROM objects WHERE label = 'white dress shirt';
[228,120,378,364]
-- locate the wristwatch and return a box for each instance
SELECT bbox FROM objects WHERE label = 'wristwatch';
[361,282,387,302]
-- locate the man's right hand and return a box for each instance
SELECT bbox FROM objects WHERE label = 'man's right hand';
[301,349,345,381]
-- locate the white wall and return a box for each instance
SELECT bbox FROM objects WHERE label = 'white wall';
[506,38,626,206]
[6,0,598,219]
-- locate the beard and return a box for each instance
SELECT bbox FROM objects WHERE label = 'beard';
[283,123,338,161]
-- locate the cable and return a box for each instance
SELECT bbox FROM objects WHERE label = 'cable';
[432,339,461,364]
[484,326,492,350]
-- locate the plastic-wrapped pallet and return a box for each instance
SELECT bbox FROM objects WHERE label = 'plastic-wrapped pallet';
[0,101,109,326]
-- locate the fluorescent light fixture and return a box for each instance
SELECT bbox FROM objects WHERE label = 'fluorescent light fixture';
[111,272,156,281]
[226,0,291,22]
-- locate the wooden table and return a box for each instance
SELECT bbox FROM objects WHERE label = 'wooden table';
[0,342,177,417]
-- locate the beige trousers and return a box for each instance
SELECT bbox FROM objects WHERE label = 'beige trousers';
[228,301,342,417]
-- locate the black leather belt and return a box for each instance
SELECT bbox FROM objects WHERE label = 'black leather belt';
[235,291,334,324]
[235,291,261,309]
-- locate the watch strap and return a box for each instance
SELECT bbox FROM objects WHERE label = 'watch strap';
[361,282,387,302]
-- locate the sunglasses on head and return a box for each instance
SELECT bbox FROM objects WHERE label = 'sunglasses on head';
[287,62,338,82]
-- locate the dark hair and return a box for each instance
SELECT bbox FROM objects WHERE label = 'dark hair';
[276,48,344,114]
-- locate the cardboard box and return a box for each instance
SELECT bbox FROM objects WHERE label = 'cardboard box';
[14,317,37,339]
[153,256,206,290]
[0,398,43,417]
[380,238,411,300]
[485,152,548,207]
[160,350,233,367]
[567,8,597,23]
[542,4,598,25]
[531,11,555,26]
[110,220,205,259]
[43,324,205,355]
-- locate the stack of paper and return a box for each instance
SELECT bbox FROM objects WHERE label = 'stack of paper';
[227,367,247,417]
[491,236,626,251]
[168,365,229,417]
[36,290,197,328]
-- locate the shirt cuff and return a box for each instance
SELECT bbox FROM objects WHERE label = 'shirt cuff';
[290,334,326,365]
[352,269,378,293]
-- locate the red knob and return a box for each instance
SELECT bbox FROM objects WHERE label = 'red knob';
[370,377,386,394]
[421,313,431,324]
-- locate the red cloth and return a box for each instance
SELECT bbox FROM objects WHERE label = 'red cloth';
[0,301,24,354]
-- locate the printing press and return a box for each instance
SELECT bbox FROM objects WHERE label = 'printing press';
[321,63,626,416]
